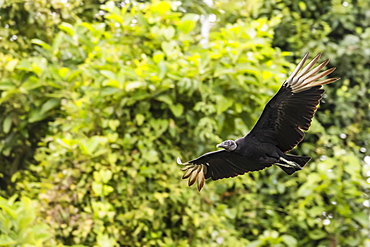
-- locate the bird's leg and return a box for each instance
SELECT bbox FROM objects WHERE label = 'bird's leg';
[279,157,302,169]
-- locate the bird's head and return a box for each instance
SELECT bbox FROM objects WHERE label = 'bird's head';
[216,140,237,152]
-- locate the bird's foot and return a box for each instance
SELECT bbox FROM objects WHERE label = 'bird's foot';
[278,157,302,169]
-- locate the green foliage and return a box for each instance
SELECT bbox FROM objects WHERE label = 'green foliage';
[0,0,102,53]
[11,2,291,245]
[0,196,52,246]
[0,0,369,246]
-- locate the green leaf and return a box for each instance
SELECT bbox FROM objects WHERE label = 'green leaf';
[215,96,233,115]
[100,170,112,183]
[153,51,164,64]
[0,199,15,218]
[125,81,144,91]
[28,109,46,123]
[282,235,297,246]
[158,61,167,79]
[31,39,51,50]
[0,81,16,91]
[156,95,172,105]
[308,230,326,240]
[92,182,103,196]
[41,98,60,114]
[143,150,159,163]
[5,59,18,71]
[58,67,70,78]
[101,70,116,80]
[199,52,211,73]
[353,212,369,227]
[136,114,145,126]
[164,26,175,40]
[102,185,114,196]
[101,87,121,96]
[151,1,171,14]
[0,235,17,246]
[2,115,12,134]
[178,20,196,34]
[161,41,180,58]
[181,13,199,22]
[59,22,75,36]
[82,137,102,156]
[169,104,183,117]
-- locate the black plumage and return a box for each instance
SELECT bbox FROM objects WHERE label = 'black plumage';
[178,53,340,191]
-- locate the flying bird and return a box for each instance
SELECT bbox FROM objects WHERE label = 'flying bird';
[178,53,340,191]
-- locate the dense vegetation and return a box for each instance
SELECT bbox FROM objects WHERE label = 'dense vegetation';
[0,0,369,246]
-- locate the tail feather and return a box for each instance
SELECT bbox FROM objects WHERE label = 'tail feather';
[278,154,311,175]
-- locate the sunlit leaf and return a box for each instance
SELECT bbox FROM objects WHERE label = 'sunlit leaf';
[59,22,75,36]
[5,59,18,71]
[31,39,51,50]
[0,235,17,246]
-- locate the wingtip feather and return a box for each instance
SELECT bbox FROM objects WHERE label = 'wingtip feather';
[188,166,201,186]
[176,157,183,165]
[291,53,322,85]
[180,160,207,191]
[182,165,195,178]
[285,54,339,93]
[285,53,309,85]
[197,165,205,191]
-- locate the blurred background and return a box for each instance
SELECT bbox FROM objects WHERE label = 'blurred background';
[0,0,369,246]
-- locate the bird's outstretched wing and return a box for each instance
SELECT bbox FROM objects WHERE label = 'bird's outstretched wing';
[248,53,340,152]
[177,150,268,191]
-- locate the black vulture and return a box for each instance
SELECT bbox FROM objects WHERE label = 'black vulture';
[178,53,340,191]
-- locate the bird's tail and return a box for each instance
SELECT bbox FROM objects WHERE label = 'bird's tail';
[278,154,311,175]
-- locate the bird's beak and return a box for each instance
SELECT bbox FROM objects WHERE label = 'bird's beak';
[216,143,225,149]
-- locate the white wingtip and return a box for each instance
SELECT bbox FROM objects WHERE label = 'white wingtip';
[177,157,183,165]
